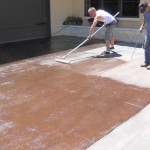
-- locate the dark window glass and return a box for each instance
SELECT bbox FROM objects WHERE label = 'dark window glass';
[122,0,139,17]
[91,0,101,10]
[85,0,140,17]
[103,0,119,15]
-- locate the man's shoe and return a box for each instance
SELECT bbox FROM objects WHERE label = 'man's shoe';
[105,51,111,55]
[146,65,150,70]
[99,51,110,57]
[110,46,114,50]
[140,63,149,67]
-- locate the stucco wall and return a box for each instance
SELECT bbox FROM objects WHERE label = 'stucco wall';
[50,0,73,35]
[72,0,89,26]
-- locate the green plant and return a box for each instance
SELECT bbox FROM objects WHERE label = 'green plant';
[63,16,83,25]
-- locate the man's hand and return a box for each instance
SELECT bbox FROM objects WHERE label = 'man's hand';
[87,35,92,39]
[139,26,143,33]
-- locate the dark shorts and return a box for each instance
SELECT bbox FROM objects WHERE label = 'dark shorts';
[105,20,117,40]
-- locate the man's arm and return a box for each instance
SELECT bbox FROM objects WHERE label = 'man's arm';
[88,18,98,39]
[139,17,145,33]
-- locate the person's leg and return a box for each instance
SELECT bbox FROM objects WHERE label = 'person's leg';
[105,26,111,51]
[105,25,115,53]
[140,49,149,67]
[144,48,149,65]
[105,40,111,51]
[141,35,149,67]
[145,35,150,69]
[110,24,116,49]
[110,36,115,48]
[145,45,150,69]
[105,26,113,55]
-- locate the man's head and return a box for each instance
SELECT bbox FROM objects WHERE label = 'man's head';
[88,7,96,17]
[139,1,148,13]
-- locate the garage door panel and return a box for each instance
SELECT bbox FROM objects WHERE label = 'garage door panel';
[0,0,50,43]
[0,0,43,26]
[0,0,40,9]
[0,9,43,27]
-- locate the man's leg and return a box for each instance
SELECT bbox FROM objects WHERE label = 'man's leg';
[144,47,150,69]
[110,36,115,49]
[141,35,150,68]
[106,40,111,51]
[105,26,111,54]
[110,24,116,49]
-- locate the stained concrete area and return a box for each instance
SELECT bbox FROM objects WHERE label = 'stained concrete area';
[0,36,150,149]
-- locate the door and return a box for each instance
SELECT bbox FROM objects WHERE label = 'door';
[0,0,50,43]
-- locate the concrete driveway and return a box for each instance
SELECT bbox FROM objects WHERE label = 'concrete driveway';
[0,36,150,149]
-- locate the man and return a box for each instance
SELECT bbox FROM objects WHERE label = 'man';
[88,7,117,56]
[139,1,150,70]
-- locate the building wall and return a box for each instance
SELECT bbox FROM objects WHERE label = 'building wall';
[50,0,150,35]
[50,0,73,35]
[72,0,89,26]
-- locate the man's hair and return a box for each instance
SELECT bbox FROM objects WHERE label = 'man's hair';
[139,1,148,13]
[88,7,96,13]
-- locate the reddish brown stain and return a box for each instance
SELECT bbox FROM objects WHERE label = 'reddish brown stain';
[0,54,150,149]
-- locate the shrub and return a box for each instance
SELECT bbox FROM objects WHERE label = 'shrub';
[63,16,83,25]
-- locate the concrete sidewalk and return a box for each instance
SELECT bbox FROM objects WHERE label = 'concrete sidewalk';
[87,104,150,150]
[86,44,150,150]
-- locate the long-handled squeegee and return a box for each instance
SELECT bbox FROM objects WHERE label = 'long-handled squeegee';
[55,12,120,64]
[131,33,142,60]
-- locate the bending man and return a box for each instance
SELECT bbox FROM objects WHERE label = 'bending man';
[88,7,117,55]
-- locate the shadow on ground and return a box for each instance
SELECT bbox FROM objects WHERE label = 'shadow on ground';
[92,50,122,59]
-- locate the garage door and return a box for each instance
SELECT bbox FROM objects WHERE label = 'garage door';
[0,0,50,43]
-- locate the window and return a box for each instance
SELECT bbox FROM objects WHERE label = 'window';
[85,0,140,17]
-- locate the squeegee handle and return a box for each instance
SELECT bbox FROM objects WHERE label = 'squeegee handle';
[63,38,88,58]
[91,24,105,37]
[131,33,141,60]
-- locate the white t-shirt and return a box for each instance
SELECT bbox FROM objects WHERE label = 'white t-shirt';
[96,10,115,24]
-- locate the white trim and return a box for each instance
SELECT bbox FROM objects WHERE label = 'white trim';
[84,16,140,21]
[117,17,140,21]
[84,16,93,19]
